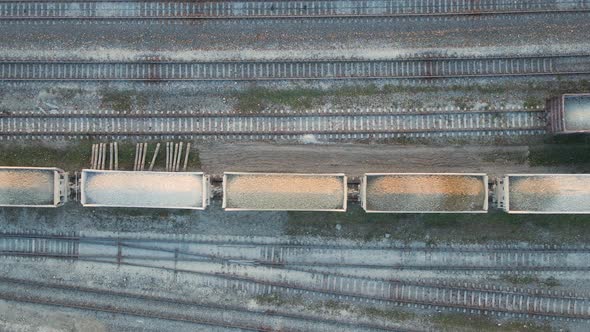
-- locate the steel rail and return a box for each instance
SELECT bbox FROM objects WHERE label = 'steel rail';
[2,235,587,298]
[3,248,589,303]
[0,107,545,118]
[102,241,590,298]
[3,236,590,316]
[0,293,272,331]
[5,237,584,302]
[0,55,587,81]
[0,129,547,139]
[0,276,403,332]
[0,234,79,258]
[16,249,590,272]
[106,240,590,273]
[0,108,547,138]
[0,0,589,20]
[6,232,589,253]
[78,257,590,320]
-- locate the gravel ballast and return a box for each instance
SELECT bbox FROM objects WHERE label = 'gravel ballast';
[363,174,487,212]
[508,175,590,213]
[223,173,346,211]
[0,168,56,207]
[81,170,206,209]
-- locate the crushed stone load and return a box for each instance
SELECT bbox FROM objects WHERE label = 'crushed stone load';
[223,172,346,211]
[0,167,56,207]
[507,175,590,213]
[81,170,206,209]
[363,173,488,212]
[564,95,590,131]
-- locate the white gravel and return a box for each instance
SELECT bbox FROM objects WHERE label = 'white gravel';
[1,43,589,62]
[82,170,206,209]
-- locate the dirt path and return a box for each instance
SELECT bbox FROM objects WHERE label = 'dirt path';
[197,142,570,177]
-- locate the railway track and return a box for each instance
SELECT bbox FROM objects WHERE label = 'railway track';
[0,0,589,20]
[9,231,590,253]
[96,258,590,320]
[0,232,79,259]
[0,108,546,139]
[0,55,588,81]
[0,277,404,332]
[3,233,590,319]
[105,239,590,270]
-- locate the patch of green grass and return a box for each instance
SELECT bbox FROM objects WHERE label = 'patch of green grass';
[481,150,528,164]
[361,307,415,322]
[234,79,590,114]
[287,205,590,244]
[431,313,552,332]
[322,300,351,311]
[255,293,304,307]
[51,87,84,100]
[99,89,149,112]
[0,141,201,171]
[528,143,590,168]
[88,207,194,220]
[523,96,543,109]
[499,275,540,285]
[0,141,95,170]
[235,87,325,113]
[499,275,561,287]
[453,97,471,110]
[543,277,560,287]
[235,84,382,113]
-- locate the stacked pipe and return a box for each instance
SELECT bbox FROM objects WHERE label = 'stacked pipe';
[90,143,118,170]
[164,142,190,172]
[134,143,150,171]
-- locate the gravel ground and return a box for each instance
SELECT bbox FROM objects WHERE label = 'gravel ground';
[1,14,589,60]
[0,257,586,332]
[2,75,588,119]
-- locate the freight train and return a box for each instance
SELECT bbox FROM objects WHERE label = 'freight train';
[1,167,589,214]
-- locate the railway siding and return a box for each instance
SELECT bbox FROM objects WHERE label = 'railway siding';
[0,110,546,139]
[0,55,588,81]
